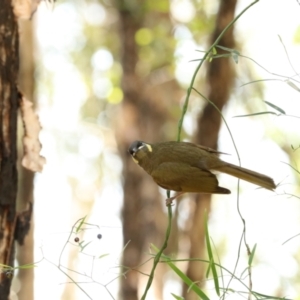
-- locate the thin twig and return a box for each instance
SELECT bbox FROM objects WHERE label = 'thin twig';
[140,205,173,300]
[176,0,260,142]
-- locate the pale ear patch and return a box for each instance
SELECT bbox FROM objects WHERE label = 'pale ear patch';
[145,144,152,152]
[132,156,139,164]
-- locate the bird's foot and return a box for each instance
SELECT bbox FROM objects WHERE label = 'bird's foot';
[165,197,174,206]
[165,192,185,206]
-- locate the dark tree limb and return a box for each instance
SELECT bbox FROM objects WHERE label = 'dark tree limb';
[116,1,181,299]
[183,0,237,299]
[0,1,19,299]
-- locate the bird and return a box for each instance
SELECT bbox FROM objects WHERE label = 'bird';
[128,140,276,205]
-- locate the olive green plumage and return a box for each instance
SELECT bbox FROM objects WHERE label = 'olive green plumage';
[128,140,276,195]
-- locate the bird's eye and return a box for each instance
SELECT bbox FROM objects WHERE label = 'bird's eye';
[137,142,145,150]
[128,141,146,155]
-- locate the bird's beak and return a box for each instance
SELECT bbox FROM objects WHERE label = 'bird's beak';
[129,147,137,156]
[129,149,139,164]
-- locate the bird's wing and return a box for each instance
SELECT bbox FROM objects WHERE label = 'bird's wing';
[150,162,230,194]
[194,144,229,155]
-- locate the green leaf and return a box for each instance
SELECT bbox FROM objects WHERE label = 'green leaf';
[189,58,203,63]
[216,45,239,63]
[240,266,249,278]
[253,290,292,299]
[281,161,300,174]
[232,52,239,64]
[248,243,257,266]
[264,101,286,114]
[76,216,87,233]
[17,263,37,269]
[205,264,211,278]
[171,293,184,300]
[79,241,92,252]
[204,213,220,296]
[291,144,300,151]
[99,253,110,259]
[233,111,278,118]
[212,54,232,59]
[166,260,209,300]
[216,45,239,55]
[151,245,209,300]
[285,79,300,92]
[240,78,279,87]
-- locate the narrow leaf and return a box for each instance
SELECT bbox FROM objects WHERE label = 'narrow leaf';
[171,293,184,300]
[80,241,92,252]
[233,111,278,118]
[248,243,257,266]
[204,213,220,296]
[76,216,87,233]
[99,253,110,259]
[189,59,203,62]
[232,52,239,64]
[240,78,283,87]
[253,290,293,300]
[216,45,239,55]
[18,263,37,269]
[215,45,240,63]
[281,161,300,174]
[212,54,232,59]
[240,266,249,278]
[151,245,209,300]
[285,80,300,92]
[165,259,210,300]
[205,264,211,278]
[264,101,286,114]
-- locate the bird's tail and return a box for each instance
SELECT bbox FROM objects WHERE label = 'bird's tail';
[215,163,276,191]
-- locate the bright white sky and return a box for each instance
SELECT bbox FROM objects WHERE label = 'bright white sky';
[21,1,300,299]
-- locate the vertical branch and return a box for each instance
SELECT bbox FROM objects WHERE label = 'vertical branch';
[183,0,237,299]
[0,0,19,298]
[117,2,170,299]
[116,1,180,299]
[117,5,145,300]
[17,18,35,300]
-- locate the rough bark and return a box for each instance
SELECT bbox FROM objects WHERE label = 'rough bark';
[0,1,19,299]
[183,0,237,299]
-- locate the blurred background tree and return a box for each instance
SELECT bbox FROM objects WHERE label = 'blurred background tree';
[17,18,35,300]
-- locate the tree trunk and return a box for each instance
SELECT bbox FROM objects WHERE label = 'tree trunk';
[183,0,237,299]
[17,18,35,300]
[0,1,19,299]
[116,2,181,299]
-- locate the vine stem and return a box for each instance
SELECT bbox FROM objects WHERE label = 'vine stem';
[141,1,260,299]
[140,204,173,300]
[176,0,260,142]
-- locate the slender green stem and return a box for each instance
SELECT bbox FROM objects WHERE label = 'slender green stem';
[140,1,261,299]
[176,0,260,142]
[140,205,173,300]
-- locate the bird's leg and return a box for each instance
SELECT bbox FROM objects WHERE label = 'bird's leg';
[166,192,185,206]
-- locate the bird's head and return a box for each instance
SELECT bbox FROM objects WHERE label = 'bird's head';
[128,140,153,164]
